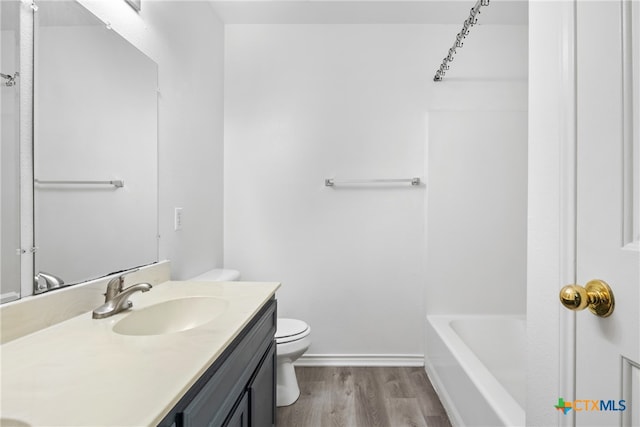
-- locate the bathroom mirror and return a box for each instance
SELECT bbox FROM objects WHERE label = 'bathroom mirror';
[32,0,159,293]
[0,0,22,303]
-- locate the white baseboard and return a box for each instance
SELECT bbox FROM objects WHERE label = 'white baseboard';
[295,354,424,367]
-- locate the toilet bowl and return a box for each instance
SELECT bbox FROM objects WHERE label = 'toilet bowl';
[275,318,311,407]
[190,269,311,407]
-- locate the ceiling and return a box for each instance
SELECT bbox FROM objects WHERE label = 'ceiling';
[209,0,528,25]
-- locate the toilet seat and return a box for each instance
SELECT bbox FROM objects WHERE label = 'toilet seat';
[276,318,310,344]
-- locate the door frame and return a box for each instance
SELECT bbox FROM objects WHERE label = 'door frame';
[19,0,34,299]
[527,1,577,425]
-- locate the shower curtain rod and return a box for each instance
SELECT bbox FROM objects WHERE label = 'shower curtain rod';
[433,0,490,82]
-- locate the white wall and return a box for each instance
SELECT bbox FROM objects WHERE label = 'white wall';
[426,108,527,315]
[76,0,225,280]
[224,23,527,358]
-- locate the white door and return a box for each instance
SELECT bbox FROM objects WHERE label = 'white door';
[563,0,640,425]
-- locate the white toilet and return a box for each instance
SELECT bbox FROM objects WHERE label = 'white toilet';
[274,318,311,406]
[190,269,311,407]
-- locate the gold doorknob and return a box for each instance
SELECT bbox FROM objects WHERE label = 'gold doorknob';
[559,279,615,318]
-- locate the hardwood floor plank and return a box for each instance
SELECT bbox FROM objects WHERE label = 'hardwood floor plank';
[276,367,451,427]
[425,415,453,427]
[353,367,392,427]
[379,367,414,398]
[298,366,328,382]
[277,379,327,426]
[323,367,356,427]
[387,398,429,427]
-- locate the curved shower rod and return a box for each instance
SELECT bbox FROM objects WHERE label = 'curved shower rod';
[433,0,490,82]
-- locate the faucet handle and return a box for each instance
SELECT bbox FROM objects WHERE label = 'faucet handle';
[104,268,140,301]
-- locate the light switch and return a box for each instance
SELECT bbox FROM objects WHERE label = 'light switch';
[174,207,183,231]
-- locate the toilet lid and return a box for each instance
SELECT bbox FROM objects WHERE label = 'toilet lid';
[276,318,310,343]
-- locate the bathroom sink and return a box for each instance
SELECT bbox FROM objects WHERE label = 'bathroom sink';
[113,297,229,336]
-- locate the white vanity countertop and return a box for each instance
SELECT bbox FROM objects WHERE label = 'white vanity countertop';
[0,280,280,427]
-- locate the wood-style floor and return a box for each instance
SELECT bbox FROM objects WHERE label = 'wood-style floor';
[276,367,452,427]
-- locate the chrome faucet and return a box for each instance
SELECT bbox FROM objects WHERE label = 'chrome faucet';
[92,270,152,319]
[34,271,66,294]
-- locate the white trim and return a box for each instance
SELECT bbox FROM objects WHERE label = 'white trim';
[622,0,639,247]
[295,354,424,367]
[19,0,34,298]
[558,3,578,427]
[527,1,578,425]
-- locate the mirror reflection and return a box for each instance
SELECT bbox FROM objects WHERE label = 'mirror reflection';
[32,1,159,293]
[0,0,22,303]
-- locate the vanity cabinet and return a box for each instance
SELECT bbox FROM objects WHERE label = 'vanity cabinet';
[225,392,249,427]
[159,298,277,427]
[226,342,276,427]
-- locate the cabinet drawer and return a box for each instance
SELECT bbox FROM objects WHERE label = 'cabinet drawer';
[179,300,276,427]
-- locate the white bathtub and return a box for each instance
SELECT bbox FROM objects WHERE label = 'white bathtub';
[425,315,526,427]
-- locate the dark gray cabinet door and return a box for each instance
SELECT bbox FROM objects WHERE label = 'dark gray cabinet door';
[225,393,249,427]
[248,342,276,427]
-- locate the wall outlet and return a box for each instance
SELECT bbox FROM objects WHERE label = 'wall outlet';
[174,207,183,231]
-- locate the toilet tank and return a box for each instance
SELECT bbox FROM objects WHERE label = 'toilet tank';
[190,269,240,282]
